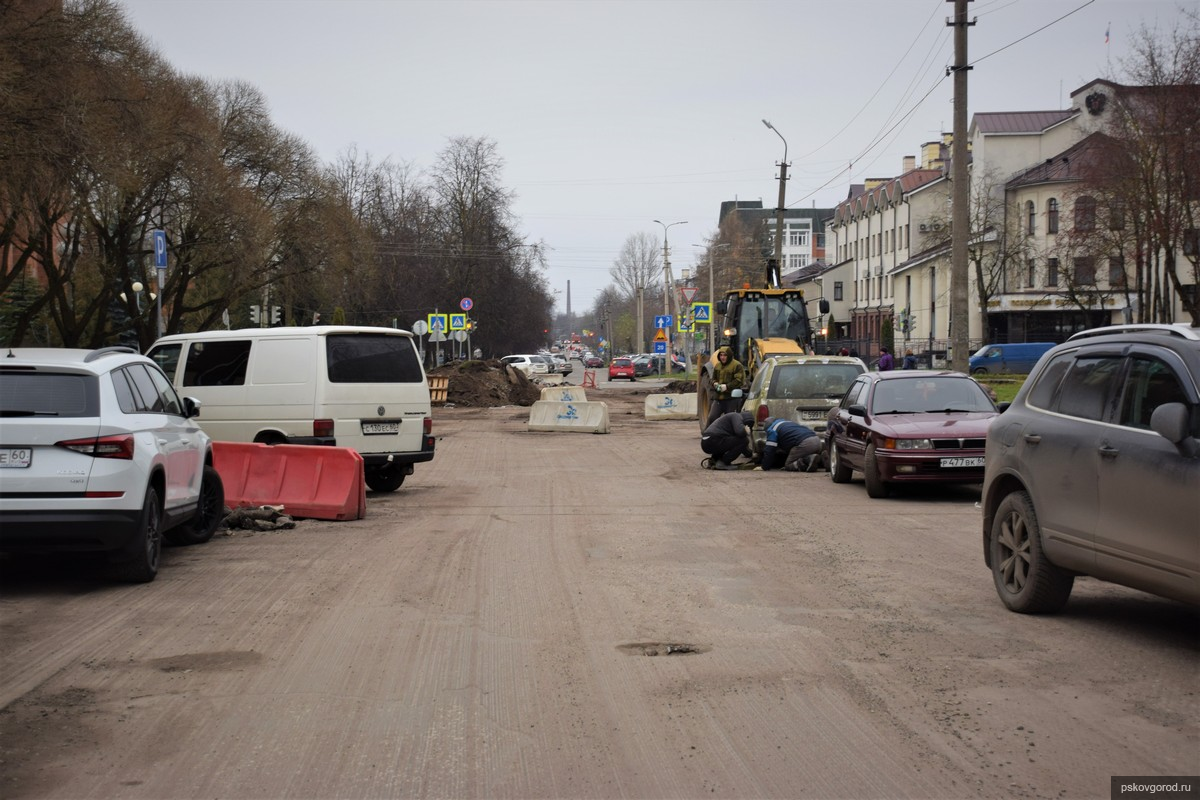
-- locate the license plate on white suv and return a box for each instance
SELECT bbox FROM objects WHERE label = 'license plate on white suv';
[0,448,32,468]
[361,421,400,435]
[940,456,984,468]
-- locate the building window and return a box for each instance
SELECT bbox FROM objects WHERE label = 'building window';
[788,254,809,270]
[1074,196,1096,231]
[1108,254,1126,287]
[1026,200,1036,235]
[1074,256,1096,284]
[1184,228,1200,258]
[789,229,810,248]
[1047,198,1059,234]
[1027,258,1036,287]
[1048,257,1059,286]
[1109,199,1126,230]
[834,281,843,301]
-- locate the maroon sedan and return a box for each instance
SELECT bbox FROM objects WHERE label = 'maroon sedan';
[825,371,999,498]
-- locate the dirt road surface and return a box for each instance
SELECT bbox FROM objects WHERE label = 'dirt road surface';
[2,384,1196,799]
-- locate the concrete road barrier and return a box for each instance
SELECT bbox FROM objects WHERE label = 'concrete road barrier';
[540,386,588,403]
[536,373,565,386]
[644,393,698,420]
[528,400,610,433]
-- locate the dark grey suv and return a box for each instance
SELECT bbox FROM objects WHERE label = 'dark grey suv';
[982,324,1199,613]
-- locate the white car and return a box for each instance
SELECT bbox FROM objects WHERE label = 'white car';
[500,354,550,378]
[0,347,225,582]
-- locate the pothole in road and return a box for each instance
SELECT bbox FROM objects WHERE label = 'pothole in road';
[617,642,710,657]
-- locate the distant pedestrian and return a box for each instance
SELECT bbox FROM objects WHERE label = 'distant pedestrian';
[838,347,850,357]
[902,349,917,370]
[759,417,822,472]
[701,411,754,470]
[878,346,895,371]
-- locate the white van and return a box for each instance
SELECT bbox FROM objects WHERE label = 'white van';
[146,326,434,492]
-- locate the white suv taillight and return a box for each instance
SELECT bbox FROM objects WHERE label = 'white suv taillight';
[56,434,135,459]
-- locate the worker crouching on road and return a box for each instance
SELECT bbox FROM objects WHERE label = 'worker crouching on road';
[760,417,822,472]
[701,411,754,471]
[707,346,746,425]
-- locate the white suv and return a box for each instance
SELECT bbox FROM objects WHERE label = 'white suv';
[500,354,550,378]
[0,347,225,582]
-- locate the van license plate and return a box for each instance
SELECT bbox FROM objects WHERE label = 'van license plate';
[0,448,32,468]
[361,421,400,435]
[940,457,984,468]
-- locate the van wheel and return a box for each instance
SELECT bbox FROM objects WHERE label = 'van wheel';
[113,486,162,583]
[971,367,987,375]
[990,491,1074,613]
[166,466,225,546]
[365,465,406,492]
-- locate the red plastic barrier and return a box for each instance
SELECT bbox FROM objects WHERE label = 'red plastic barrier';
[212,442,366,521]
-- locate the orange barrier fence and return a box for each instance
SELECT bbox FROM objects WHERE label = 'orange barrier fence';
[212,442,366,521]
[582,369,597,388]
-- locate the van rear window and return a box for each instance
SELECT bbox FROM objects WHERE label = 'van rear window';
[326,334,423,383]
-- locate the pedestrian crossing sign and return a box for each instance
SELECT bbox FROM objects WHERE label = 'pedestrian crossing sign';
[449,313,467,331]
[691,302,712,324]
[428,313,447,333]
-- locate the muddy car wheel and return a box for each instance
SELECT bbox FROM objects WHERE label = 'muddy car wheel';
[863,443,890,498]
[167,466,225,546]
[114,486,162,583]
[365,464,406,492]
[990,491,1074,613]
[828,442,852,483]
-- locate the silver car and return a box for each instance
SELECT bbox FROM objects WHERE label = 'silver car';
[982,324,1200,612]
[0,347,225,582]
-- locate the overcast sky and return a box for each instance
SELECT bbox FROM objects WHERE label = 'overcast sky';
[118,0,1194,318]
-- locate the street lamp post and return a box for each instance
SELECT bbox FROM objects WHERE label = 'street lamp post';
[653,219,687,360]
[762,119,788,288]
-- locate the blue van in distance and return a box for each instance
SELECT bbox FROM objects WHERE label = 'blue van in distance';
[969,342,1056,374]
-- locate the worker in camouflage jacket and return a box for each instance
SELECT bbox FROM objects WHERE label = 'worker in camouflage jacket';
[707,346,746,425]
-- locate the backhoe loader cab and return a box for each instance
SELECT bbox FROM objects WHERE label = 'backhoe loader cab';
[696,287,829,429]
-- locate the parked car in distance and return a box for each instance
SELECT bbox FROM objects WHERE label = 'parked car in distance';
[501,354,550,378]
[742,354,868,456]
[608,357,636,381]
[969,342,1055,375]
[584,355,604,368]
[826,371,999,498]
[550,354,574,375]
[632,354,684,377]
[0,347,225,582]
[982,323,1200,613]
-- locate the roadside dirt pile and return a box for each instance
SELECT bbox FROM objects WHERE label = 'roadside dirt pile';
[428,360,542,407]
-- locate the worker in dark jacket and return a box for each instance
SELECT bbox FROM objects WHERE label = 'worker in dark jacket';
[701,411,753,470]
[706,346,747,425]
[760,417,822,472]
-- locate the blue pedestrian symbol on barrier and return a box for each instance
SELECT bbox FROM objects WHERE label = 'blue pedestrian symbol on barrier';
[556,404,580,421]
[657,396,677,410]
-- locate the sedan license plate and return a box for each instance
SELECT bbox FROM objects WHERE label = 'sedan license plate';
[361,421,400,435]
[0,448,32,468]
[940,456,984,468]
[800,411,825,420]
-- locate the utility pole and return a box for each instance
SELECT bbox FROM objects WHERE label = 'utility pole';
[948,0,974,372]
[653,220,687,356]
[763,120,788,288]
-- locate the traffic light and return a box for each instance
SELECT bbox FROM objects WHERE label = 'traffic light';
[249,304,260,323]
[466,319,473,331]
[271,306,281,325]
